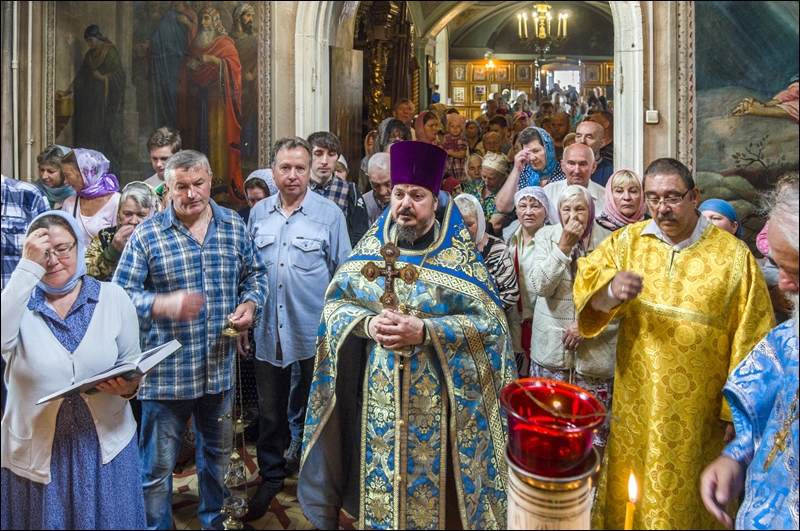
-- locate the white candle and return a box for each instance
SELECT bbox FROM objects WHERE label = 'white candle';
[518,14,522,38]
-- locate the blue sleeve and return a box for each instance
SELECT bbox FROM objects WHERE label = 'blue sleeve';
[112,228,157,322]
[234,219,269,324]
[330,209,352,276]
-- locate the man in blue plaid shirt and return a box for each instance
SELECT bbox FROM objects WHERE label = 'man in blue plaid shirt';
[307,131,369,248]
[113,151,268,530]
[2,174,49,290]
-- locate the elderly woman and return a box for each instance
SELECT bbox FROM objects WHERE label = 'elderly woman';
[454,194,519,311]
[506,187,556,376]
[481,131,503,155]
[596,169,647,231]
[467,153,483,183]
[1,211,146,529]
[530,185,617,452]
[34,145,74,209]
[463,151,511,235]
[493,127,559,216]
[85,182,157,281]
[465,119,484,156]
[358,129,378,194]
[699,199,743,238]
[60,148,121,247]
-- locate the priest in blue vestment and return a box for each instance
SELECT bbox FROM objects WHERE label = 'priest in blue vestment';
[298,141,516,530]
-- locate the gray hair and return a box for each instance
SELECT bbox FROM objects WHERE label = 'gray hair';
[271,137,312,167]
[769,180,799,252]
[120,182,156,211]
[454,195,479,220]
[368,152,390,174]
[164,150,212,185]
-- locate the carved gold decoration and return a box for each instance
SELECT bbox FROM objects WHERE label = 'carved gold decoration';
[369,40,390,130]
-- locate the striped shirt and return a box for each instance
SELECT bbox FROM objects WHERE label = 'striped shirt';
[1,175,49,289]
[480,235,520,311]
[112,201,268,400]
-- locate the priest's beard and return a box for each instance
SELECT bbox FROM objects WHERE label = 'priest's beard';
[788,291,799,338]
[396,208,435,244]
[193,27,218,51]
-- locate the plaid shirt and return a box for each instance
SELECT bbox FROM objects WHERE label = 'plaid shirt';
[309,177,351,218]
[1,175,49,289]
[112,201,268,400]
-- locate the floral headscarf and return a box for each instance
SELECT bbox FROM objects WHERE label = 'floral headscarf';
[72,148,120,199]
[517,127,557,189]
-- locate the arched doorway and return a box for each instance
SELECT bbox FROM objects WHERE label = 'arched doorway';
[292,1,644,175]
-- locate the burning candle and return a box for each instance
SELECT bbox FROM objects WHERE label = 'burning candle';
[557,15,562,38]
[523,13,528,38]
[624,471,638,530]
[564,15,568,37]
[518,14,522,38]
[547,13,552,36]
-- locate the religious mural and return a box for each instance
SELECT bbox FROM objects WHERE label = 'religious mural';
[695,1,799,247]
[53,1,262,206]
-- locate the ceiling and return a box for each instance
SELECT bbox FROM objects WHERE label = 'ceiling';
[409,1,614,62]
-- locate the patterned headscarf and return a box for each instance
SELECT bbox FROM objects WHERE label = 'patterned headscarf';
[72,148,119,199]
[246,169,278,196]
[454,193,486,245]
[517,127,557,189]
[233,3,254,22]
[27,210,87,296]
[199,7,227,36]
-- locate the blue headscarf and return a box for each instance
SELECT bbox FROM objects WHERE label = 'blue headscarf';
[27,210,87,295]
[517,127,557,189]
[699,199,743,239]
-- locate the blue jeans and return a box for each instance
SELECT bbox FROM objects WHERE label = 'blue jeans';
[139,392,233,530]
[287,361,304,443]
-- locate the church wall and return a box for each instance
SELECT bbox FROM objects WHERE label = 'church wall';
[271,0,298,140]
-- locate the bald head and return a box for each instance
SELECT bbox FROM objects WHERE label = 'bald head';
[575,121,604,158]
[367,152,392,207]
[561,143,597,188]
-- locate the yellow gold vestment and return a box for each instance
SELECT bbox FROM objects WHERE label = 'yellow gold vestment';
[573,221,774,529]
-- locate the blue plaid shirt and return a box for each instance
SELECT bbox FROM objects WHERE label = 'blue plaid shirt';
[309,177,351,217]
[1,175,49,289]
[112,201,268,400]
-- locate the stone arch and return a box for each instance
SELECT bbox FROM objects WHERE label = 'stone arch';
[292,1,644,174]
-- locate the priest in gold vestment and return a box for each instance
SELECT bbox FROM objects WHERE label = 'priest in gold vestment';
[573,159,774,529]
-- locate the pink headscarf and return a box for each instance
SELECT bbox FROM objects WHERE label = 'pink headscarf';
[415,111,437,144]
[446,112,466,132]
[601,168,646,226]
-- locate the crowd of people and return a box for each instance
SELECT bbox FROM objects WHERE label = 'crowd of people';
[1,83,798,531]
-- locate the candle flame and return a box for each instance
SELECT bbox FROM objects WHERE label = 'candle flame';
[628,472,638,503]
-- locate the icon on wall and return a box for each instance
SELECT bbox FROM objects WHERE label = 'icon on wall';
[517,65,531,82]
[452,64,466,81]
[453,86,466,104]
[473,66,487,81]
[496,66,509,81]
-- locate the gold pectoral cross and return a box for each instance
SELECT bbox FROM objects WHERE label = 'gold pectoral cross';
[361,243,418,310]
[763,390,799,471]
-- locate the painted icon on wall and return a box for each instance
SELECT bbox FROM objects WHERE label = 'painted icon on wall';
[473,66,487,81]
[496,66,509,81]
[452,64,466,81]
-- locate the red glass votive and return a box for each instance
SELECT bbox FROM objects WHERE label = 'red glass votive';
[500,378,606,476]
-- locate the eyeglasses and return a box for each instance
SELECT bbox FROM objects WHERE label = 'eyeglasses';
[644,189,690,208]
[44,241,77,260]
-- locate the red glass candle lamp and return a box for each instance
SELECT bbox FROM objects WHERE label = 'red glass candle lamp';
[501,378,606,476]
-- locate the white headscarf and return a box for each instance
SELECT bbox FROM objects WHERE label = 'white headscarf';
[514,186,557,225]
[454,193,486,245]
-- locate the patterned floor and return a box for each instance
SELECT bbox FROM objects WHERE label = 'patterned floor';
[170,439,358,530]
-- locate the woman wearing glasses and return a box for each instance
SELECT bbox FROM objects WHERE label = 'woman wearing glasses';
[1,210,146,529]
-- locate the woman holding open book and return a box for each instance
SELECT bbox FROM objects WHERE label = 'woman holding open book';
[0,210,146,529]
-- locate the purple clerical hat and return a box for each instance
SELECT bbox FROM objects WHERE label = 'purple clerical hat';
[389,141,447,196]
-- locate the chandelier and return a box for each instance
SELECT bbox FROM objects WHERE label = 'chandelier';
[517,3,570,59]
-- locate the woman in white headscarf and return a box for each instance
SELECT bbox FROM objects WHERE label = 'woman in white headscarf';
[505,186,556,376]
[454,193,519,311]
[529,185,617,454]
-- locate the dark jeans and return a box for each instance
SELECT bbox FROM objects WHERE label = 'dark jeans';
[287,361,305,443]
[253,353,315,490]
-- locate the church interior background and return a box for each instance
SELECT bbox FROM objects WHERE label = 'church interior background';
[1,1,797,528]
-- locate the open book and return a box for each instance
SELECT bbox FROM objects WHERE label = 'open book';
[37,339,182,405]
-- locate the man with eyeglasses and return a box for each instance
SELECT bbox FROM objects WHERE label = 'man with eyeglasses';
[573,158,774,529]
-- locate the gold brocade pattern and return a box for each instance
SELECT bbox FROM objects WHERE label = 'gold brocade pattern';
[302,203,515,530]
[574,221,775,530]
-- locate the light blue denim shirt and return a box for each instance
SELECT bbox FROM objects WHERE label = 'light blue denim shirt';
[248,191,352,367]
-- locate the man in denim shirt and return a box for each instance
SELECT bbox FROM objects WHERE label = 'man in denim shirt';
[245,137,351,521]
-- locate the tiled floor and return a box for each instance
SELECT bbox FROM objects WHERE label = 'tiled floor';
[170,439,358,530]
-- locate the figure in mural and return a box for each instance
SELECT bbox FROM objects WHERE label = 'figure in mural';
[732,74,799,123]
[55,25,125,177]
[132,2,163,136]
[135,1,198,131]
[231,3,258,160]
[178,7,244,204]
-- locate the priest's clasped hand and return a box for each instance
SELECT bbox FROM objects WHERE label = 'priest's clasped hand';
[369,309,425,351]
[611,270,644,301]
